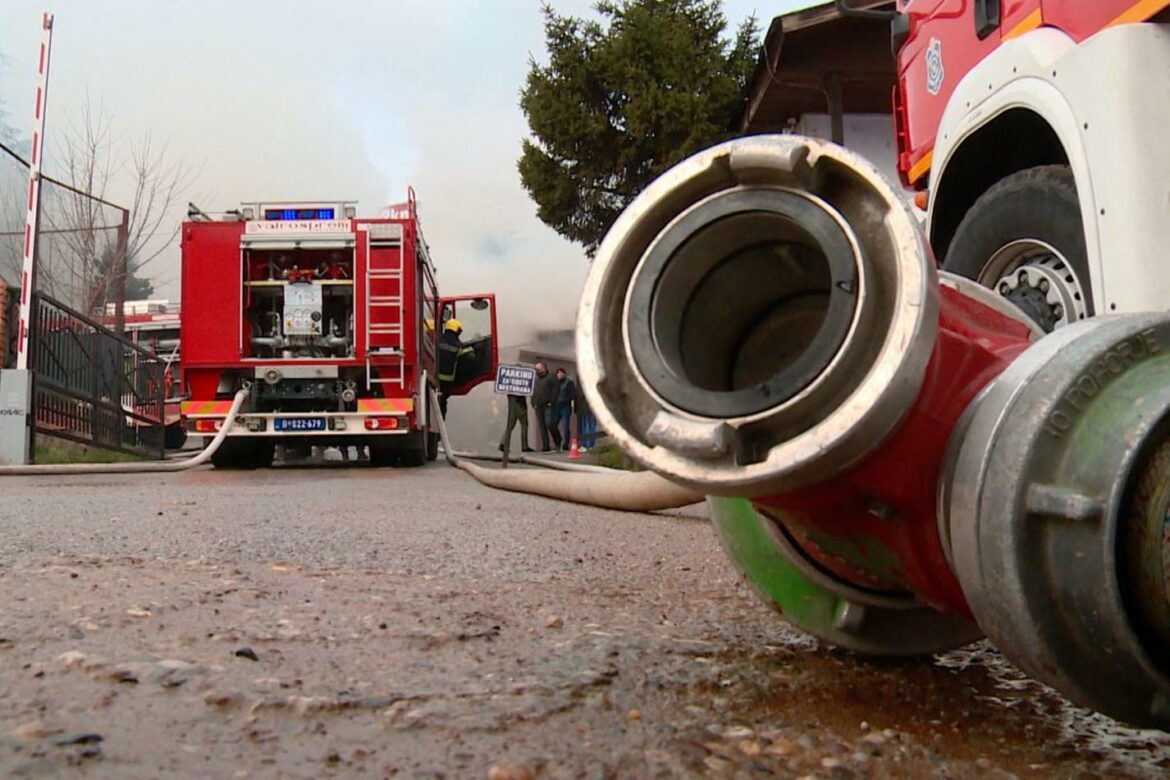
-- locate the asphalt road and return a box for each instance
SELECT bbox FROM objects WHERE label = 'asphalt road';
[1,460,1168,778]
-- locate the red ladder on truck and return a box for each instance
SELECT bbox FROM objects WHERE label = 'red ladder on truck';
[364,222,406,391]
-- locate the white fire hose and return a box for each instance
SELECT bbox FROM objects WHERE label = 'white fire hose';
[0,384,702,514]
[430,389,702,512]
[0,387,250,475]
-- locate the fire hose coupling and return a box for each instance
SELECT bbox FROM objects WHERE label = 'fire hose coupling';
[578,135,939,495]
[577,133,1170,728]
[942,314,1170,728]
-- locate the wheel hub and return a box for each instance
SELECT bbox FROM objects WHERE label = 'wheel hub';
[982,241,1088,332]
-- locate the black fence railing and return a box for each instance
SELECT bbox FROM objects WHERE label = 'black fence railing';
[1,284,16,369]
[28,291,165,459]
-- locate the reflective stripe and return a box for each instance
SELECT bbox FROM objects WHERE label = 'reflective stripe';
[357,397,413,413]
[1106,0,1168,28]
[908,150,932,184]
[181,400,234,415]
[1004,8,1042,40]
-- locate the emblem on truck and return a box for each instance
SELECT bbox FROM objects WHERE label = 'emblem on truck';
[926,38,944,96]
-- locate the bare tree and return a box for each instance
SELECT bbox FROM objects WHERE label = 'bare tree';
[0,141,30,289]
[44,99,192,332]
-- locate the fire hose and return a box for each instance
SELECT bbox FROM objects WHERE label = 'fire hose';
[429,387,703,512]
[574,134,1170,729]
[0,386,250,475]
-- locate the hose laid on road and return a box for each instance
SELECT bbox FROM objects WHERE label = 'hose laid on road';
[0,387,250,475]
[431,389,702,512]
[453,449,611,473]
[0,383,702,515]
[519,454,614,474]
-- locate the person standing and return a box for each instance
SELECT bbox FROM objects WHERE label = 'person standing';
[530,361,560,451]
[574,381,597,452]
[552,367,575,450]
[498,393,533,454]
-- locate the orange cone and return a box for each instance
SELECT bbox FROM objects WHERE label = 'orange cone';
[568,437,580,459]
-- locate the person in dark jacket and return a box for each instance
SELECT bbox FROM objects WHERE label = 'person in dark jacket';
[437,318,473,418]
[498,393,533,454]
[574,381,597,451]
[552,367,575,450]
[530,361,560,451]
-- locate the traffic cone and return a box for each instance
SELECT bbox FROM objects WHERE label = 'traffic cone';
[568,437,580,459]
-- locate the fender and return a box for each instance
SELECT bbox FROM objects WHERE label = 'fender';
[927,24,1170,316]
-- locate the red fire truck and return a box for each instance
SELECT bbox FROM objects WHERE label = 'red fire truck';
[179,195,497,468]
[891,0,1170,330]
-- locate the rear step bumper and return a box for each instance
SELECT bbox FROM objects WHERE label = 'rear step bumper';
[185,411,412,436]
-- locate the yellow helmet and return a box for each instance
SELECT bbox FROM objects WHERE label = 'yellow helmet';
[444,318,462,333]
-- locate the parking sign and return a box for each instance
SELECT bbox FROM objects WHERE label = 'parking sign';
[494,364,536,396]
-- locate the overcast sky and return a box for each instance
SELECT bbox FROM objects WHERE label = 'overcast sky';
[0,1,818,342]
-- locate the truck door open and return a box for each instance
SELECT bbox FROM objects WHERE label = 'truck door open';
[437,294,497,396]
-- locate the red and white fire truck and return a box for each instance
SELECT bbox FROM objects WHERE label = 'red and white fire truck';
[179,195,497,468]
[891,0,1170,330]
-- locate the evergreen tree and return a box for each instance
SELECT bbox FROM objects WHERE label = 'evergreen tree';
[519,0,759,256]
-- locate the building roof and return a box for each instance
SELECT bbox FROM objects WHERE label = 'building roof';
[739,1,897,134]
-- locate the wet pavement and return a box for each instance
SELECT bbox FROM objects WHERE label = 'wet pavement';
[1,462,1168,778]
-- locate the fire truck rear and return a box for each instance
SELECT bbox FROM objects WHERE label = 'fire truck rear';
[179,197,497,468]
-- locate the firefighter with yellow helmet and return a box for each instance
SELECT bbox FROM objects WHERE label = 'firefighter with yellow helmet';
[437,317,474,418]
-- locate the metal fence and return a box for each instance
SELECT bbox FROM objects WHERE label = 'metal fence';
[1,283,15,369]
[1,137,158,459]
[28,291,165,458]
[1,139,127,322]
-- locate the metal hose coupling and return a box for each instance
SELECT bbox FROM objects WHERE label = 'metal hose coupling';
[942,314,1170,729]
[577,135,1034,655]
[576,136,1170,726]
[577,135,937,495]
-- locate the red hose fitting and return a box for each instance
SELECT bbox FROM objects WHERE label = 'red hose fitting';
[755,283,1031,615]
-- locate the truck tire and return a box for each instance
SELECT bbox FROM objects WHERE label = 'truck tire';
[943,165,1092,333]
[368,440,399,468]
[427,432,440,462]
[211,439,261,469]
[253,442,275,468]
[399,447,426,468]
[164,423,188,450]
[398,430,427,468]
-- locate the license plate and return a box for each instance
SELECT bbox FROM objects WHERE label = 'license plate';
[274,417,326,432]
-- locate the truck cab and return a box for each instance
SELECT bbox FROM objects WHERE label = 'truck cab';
[894,0,1170,330]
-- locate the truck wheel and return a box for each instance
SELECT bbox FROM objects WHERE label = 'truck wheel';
[943,165,1092,333]
[252,442,275,468]
[164,423,188,450]
[427,432,440,462]
[211,439,259,469]
[368,441,399,467]
[399,447,426,468]
[398,431,427,468]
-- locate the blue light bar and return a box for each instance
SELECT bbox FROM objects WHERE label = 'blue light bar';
[263,208,337,221]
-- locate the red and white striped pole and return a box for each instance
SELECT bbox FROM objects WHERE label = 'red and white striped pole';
[15,12,54,371]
